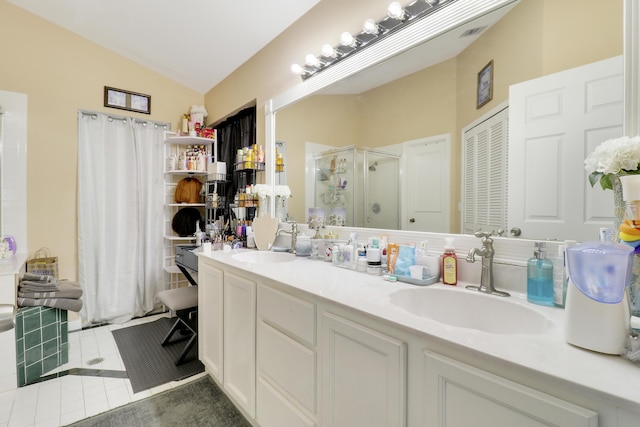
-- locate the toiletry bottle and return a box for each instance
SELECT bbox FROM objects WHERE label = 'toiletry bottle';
[552,243,566,308]
[367,238,381,275]
[441,238,457,285]
[527,241,554,306]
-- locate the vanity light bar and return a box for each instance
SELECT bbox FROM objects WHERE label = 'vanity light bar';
[291,0,455,80]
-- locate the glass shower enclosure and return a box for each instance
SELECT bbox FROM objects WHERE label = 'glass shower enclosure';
[313,146,400,228]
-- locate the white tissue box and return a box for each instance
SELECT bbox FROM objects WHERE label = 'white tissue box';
[208,162,227,180]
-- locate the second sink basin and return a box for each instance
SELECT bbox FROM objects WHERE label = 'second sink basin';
[232,251,296,264]
[389,286,555,335]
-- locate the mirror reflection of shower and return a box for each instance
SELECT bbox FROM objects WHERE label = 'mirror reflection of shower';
[310,146,400,229]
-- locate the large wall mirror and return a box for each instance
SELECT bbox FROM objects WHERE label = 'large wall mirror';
[266,0,624,242]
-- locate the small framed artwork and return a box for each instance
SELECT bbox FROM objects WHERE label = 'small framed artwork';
[104,86,151,114]
[476,60,494,109]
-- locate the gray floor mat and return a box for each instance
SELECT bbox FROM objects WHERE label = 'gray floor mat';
[112,317,204,393]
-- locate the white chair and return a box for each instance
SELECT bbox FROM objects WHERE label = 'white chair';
[156,286,198,365]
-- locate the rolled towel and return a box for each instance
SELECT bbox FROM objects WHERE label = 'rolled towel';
[18,281,60,293]
[18,282,82,299]
[22,272,58,284]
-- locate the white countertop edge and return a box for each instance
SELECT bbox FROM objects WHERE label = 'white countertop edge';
[197,248,640,411]
[0,253,27,275]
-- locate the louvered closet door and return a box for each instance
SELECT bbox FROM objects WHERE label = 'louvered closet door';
[462,107,508,235]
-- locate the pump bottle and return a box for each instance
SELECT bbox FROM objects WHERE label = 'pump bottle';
[442,237,457,285]
[527,241,554,306]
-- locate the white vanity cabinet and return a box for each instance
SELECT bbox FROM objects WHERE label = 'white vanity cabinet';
[321,311,407,427]
[197,261,224,382]
[197,258,257,418]
[198,253,640,427]
[223,271,257,418]
[422,351,598,427]
[256,284,317,427]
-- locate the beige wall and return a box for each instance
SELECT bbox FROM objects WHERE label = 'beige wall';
[206,0,622,231]
[0,1,203,280]
[0,0,623,280]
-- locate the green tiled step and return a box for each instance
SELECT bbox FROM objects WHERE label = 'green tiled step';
[15,306,68,387]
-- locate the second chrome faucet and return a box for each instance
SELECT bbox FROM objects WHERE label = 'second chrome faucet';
[465,231,510,297]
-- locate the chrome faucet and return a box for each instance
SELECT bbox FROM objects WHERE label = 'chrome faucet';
[276,221,298,254]
[465,231,510,297]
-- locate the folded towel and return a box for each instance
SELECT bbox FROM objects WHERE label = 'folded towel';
[22,272,58,284]
[17,297,83,312]
[19,281,60,293]
[18,282,82,299]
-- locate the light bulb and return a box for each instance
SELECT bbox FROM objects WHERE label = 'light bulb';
[321,44,336,58]
[290,64,304,75]
[387,2,405,20]
[305,54,319,67]
[363,18,379,35]
[340,32,355,46]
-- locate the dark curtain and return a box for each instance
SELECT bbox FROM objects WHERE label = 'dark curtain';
[212,106,256,224]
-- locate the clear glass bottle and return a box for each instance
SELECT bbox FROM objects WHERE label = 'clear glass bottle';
[527,241,554,306]
[553,243,567,308]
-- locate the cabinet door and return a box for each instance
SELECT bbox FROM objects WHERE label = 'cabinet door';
[423,351,598,427]
[197,261,224,382]
[322,312,406,427]
[224,272,257,418]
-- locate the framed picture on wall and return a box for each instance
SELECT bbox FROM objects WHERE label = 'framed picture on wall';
[476,60,494,109]
[104,86,151,114]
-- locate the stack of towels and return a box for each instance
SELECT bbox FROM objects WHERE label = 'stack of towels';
[17,272,83,312]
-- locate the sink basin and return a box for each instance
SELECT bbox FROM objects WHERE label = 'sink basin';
[389,287,554,335]
[232,251,296,263]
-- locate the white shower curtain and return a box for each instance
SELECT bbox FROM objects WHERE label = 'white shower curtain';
[77,111,167,324]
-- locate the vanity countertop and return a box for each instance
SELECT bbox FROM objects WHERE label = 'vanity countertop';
[198,248,640,411]
[0,253,27,276]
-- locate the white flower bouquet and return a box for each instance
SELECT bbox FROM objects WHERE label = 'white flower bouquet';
[585,136,640,190]
[253,184,272,198]
[274,185,292,199]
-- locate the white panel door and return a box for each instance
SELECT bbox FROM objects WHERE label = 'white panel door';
[198,262,224,383]
[403,135,450,232]
[423,352,598,427]
[322,312,406,427]
[508,56,623,242]
[224,272,257,418]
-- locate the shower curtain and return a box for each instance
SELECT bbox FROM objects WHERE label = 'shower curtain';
[77,111,167,324]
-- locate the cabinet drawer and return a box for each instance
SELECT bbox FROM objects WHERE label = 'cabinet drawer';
[257,376,316,427]
[258,321,316,414]
[258,284,316,346]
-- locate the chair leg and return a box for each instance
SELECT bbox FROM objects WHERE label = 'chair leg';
[175,331,197,366]
[161,318,183,346]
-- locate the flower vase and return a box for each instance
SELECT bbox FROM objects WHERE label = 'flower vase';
[275,196,287,222]
[257,196,268,218]
[613,174,640,316]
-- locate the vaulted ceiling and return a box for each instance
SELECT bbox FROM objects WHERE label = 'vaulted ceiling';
[7,0,320,94]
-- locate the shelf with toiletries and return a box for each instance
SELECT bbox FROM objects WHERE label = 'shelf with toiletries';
[163,131,216,289]
[234,162,265,172]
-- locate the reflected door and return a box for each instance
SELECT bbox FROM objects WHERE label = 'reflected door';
[508,56,623,242]
[403,135,450,232]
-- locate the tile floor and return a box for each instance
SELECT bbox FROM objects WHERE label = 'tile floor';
[0,313,206,427]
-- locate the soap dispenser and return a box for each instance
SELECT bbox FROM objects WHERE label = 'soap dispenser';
[527,241,554,306]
